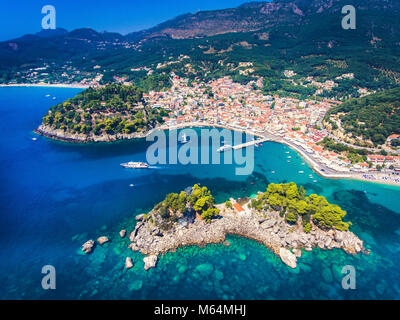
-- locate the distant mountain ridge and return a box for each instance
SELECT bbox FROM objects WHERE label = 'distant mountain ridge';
[0,0,399,92]
[6,0,400,43]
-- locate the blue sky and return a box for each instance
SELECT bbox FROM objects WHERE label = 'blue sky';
[0,0,260,40]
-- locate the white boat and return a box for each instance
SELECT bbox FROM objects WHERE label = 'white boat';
[52,97,56,100]
[271,171,275,174]
[217,145,232,153]
[129,184,135,187]
[45,94,50,97]
[299,171,304,174]
[32,137,37,141]
[121,162,149,169]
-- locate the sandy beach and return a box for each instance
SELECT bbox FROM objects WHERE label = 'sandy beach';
[0,83,90,89]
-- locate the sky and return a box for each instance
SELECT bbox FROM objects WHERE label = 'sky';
[0,0,261,41]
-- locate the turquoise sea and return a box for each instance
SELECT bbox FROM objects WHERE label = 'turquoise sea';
[1,87,400,299]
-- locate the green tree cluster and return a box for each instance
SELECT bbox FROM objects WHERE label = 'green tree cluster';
[41,84,168,136]
[154,184,219,223]
[251,182,350,232]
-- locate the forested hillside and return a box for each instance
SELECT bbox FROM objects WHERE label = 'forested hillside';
[325,87,400,146]
[41,84,169,136]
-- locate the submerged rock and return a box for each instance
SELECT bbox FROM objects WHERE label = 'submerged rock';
[279,248,297,269]
[195,263,214,276]
[177,265,187,274]
[97,236,109,245]
[322,267,333,283]
[129,280,143,291]
[82,240,95,254]
[215,270,224,281]
[238,253,247,261]
[125,257,134,269]
[119,230,126,238]
[143,255,158,271]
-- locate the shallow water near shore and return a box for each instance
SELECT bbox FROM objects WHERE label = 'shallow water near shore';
[1,87,400,299]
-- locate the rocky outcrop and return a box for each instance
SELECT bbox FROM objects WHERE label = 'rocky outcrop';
[125,257,134,269]
[128,204,366,270]
[82,240,95,254]
[34,125,154,144]
[279,248,297,269]
[119,230,126,238]
[97,236,109,245]
[143,255,158,271]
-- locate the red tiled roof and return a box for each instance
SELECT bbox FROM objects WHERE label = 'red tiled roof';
[233,203,245,213]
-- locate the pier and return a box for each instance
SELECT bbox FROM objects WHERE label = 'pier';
[232,138,269,150]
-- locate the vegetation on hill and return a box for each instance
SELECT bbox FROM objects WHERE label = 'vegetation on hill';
[325,87,400,146]
[41,84,169,136]
[153,185,220,227]
[318,137,369,164]
[1,0,400,99]
[249,182,350,232]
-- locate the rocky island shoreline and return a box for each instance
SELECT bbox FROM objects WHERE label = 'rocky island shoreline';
[34,124,153,143]
[81,183,367,270]
[129,200,365,270]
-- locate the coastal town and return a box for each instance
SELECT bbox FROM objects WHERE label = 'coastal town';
[142,74,400,186]
[27,65,400,186]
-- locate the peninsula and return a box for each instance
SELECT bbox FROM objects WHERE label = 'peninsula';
[34,84,169,143]
[124,183,366,270]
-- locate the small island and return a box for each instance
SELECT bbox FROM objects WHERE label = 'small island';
[34,84,169,143]
[127,183,366,270]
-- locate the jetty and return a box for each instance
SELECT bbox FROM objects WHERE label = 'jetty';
[232,138,269,150]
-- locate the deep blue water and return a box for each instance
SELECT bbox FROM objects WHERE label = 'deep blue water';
[1,87,400,299]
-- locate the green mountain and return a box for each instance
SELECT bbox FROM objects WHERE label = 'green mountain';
[1,0,399,94]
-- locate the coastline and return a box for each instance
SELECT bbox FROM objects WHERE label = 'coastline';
[34,121,400,187]
[0,83,90,89]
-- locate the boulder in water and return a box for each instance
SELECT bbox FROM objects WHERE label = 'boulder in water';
[125,257,134,269]
[293,248,302,258]
[119,230,126,238]
[97,236,109,245]
[279,248,297,269]
[143,255,158,270]
[82,240,95,254]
